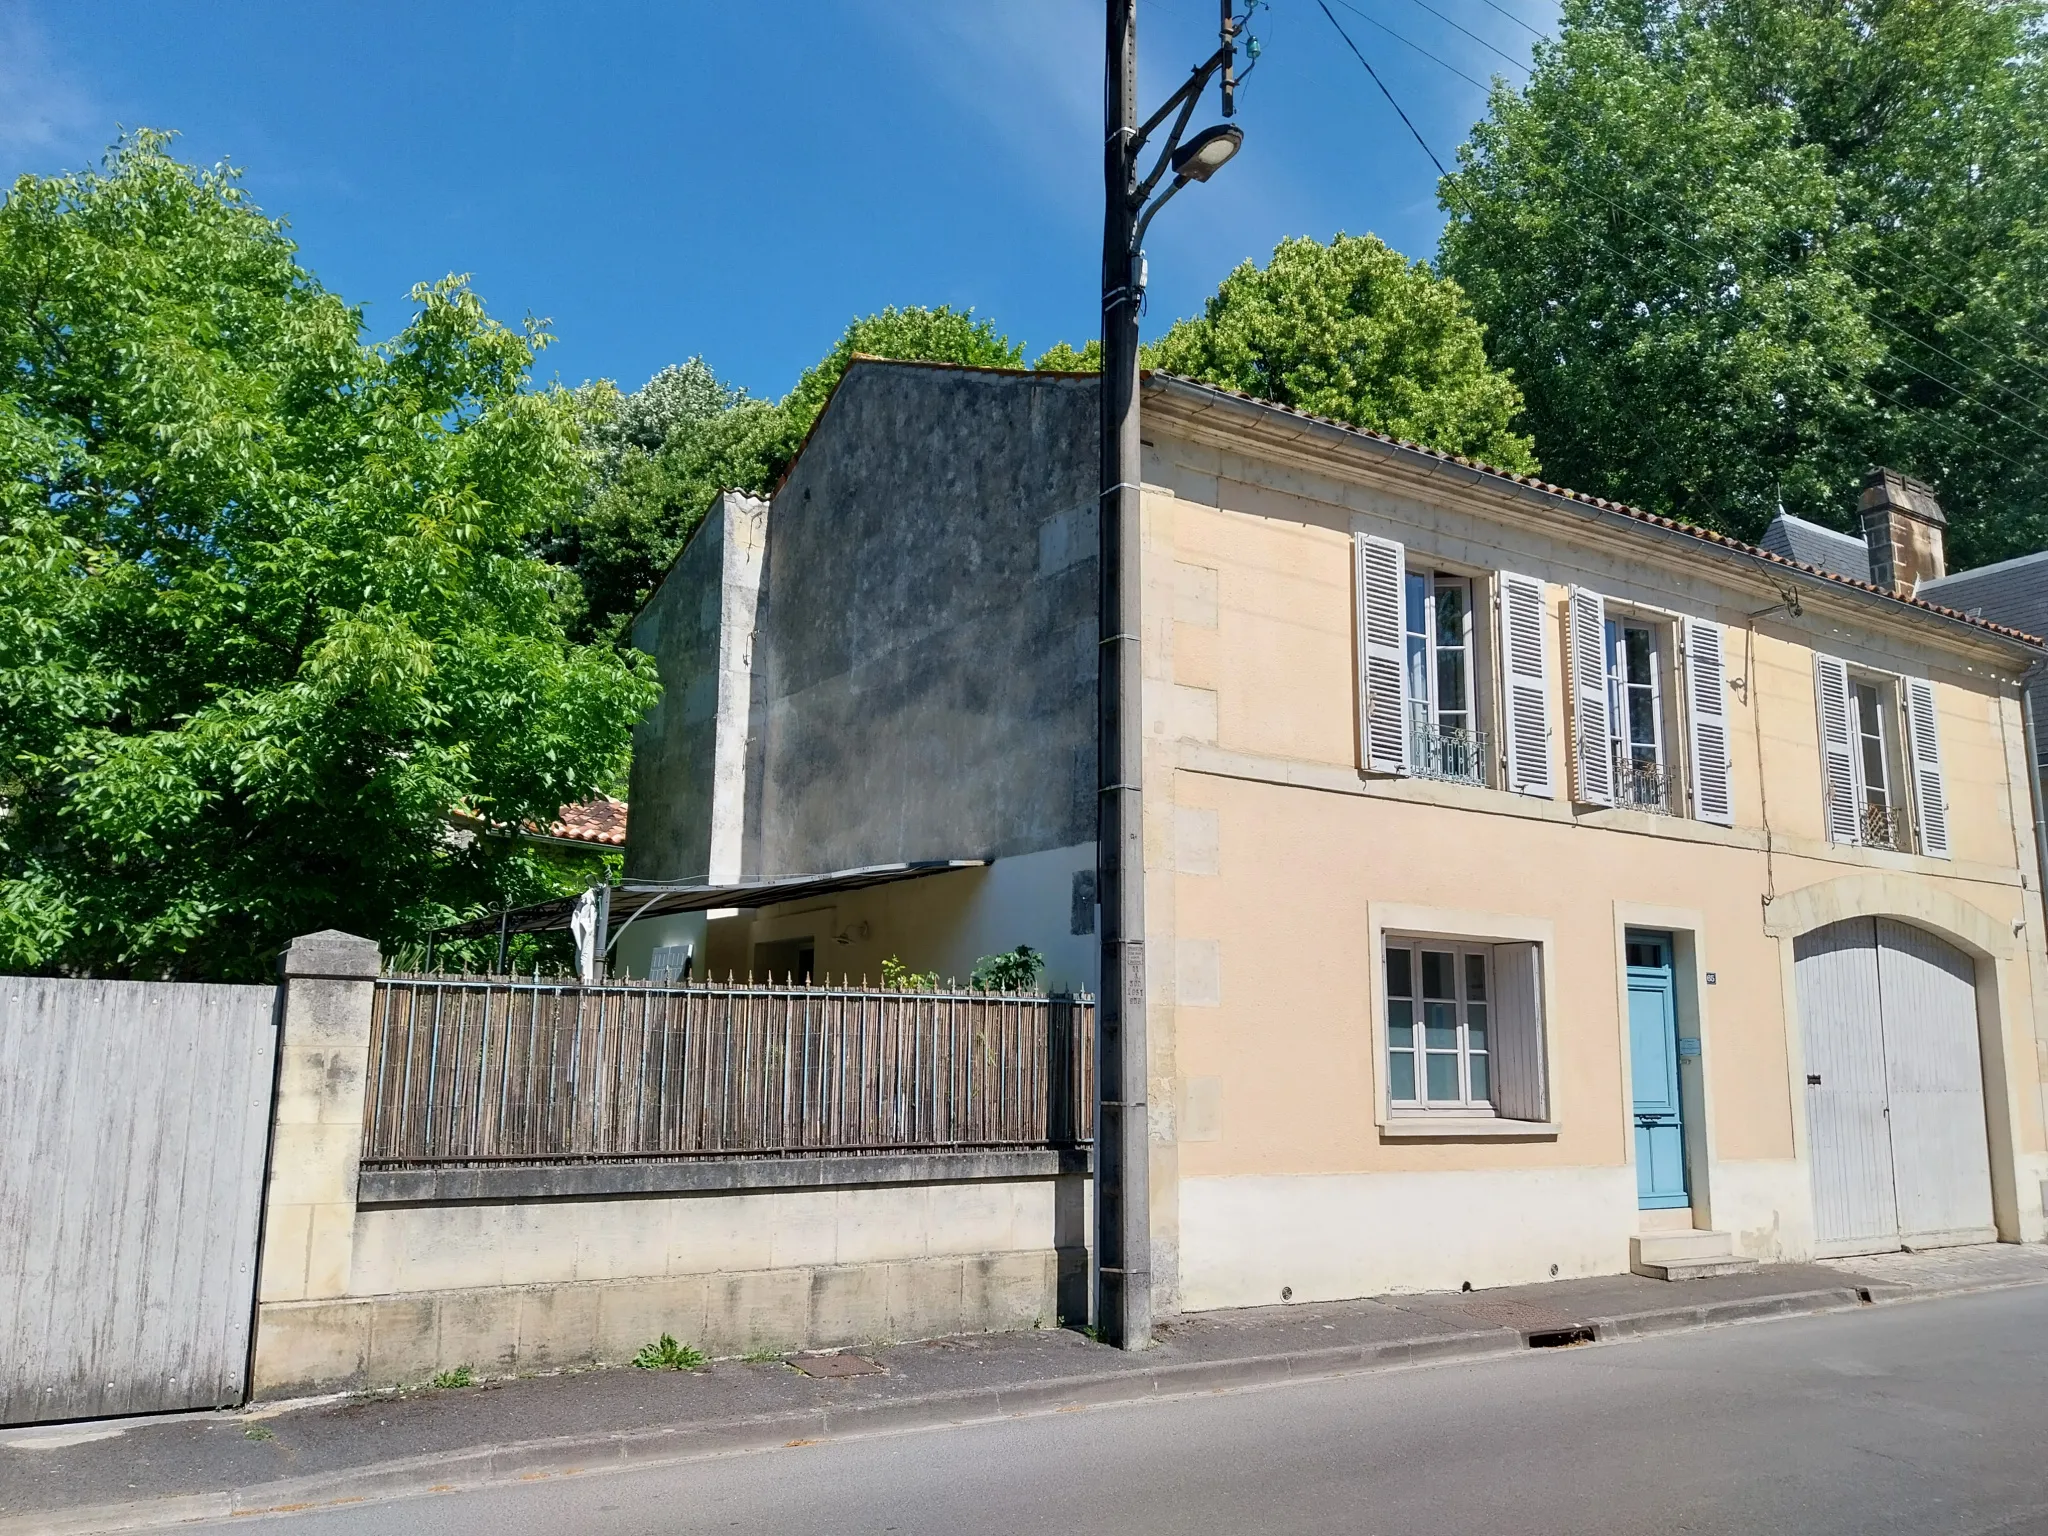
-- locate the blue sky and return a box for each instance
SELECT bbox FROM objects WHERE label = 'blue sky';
[1,0,1554,401]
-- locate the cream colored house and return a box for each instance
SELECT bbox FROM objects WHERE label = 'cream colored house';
[620,360,2048,1317]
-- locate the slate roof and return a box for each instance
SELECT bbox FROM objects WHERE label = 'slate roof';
[1758,511,1873,584]
[1921,550,2048,649]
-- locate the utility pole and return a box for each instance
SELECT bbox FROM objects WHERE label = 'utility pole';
[1097,0,1246,1352]
[1096,0,1147,1353]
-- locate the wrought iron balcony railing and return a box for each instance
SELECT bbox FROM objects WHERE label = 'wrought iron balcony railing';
[1861,801,1907,851]
[1613,749,1675,815]
[1410,711,1489,787]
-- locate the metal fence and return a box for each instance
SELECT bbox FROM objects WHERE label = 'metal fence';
[362,975,1094,1168]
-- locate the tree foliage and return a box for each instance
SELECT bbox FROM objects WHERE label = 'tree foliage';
[558,306,1024,641]
[1032,339,1102,372]
[1146,234,1539,472]
[0,134,658,979]
[1439,0,2048,562]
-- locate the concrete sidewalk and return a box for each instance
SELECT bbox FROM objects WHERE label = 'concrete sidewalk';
[5,1244,2043,1535]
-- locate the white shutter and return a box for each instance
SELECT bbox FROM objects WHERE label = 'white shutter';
[1815,654,1861,846]
[1499,572,1555,798]
[1568,587,1615,806]
[1903,676,1951,859]
[1683,617,1735,826]
[1354,533,1410,775]
[1491,941,1548,1122]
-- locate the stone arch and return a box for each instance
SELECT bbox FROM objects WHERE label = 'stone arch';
[1761,872,2015,961]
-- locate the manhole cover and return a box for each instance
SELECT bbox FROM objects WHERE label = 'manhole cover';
[1452,1299,1586,1333]
[789,1353,885,1378]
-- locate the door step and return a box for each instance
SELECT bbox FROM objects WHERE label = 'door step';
[1630,1229,1758,1281]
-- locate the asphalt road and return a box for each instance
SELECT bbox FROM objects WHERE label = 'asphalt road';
[207,1285,2048,1536]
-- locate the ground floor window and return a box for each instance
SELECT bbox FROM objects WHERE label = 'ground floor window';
[1385,940,1493,1110]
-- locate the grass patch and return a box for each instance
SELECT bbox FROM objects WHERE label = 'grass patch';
[740,1348,785,1364]
[633,1334,706,1372]
[430,1365,475,1389]
[243,1423,274,1441]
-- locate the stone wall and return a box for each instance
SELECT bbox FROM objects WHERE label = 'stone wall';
[741,363,1100,876]
[249,942,1091,1399]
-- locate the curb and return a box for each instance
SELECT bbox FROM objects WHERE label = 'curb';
[0,1277,2018,1534]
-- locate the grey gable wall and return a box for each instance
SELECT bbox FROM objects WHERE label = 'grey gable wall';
[743,364,1099,875]
[626,493,770,883]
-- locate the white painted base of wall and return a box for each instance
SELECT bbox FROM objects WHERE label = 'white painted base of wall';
[1178,1167,1639,1310]
[1703,1159,1814,1263]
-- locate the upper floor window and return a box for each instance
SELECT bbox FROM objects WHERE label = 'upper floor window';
[1405,571,1484,786]
[1606,618,1676,814]
[1815,655,1950,859]
[1567,588,1734,826]
[1851,678,1905,849]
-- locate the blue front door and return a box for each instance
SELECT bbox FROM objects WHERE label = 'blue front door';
[1627,932,1689,1209]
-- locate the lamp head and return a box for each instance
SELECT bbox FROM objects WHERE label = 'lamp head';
[1170,123,1244,183]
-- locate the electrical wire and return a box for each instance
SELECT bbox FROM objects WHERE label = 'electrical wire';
[1333,0,1532,77]
[1476,0,1549,40]
[1321,0,1490,91]
[1315,0,1449,173]
[1311,2,2048,490]
[1312,0,2048,477]
[1414,0,2048,400]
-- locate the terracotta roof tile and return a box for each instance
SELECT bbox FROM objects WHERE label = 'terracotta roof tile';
[546,796,628,847]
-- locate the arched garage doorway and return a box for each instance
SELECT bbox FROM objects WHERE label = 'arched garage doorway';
[1795,917,1996,1256]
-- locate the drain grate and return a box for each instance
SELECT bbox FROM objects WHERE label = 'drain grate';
[1526,1325,1598,1349]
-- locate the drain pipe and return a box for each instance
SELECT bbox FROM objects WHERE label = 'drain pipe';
[2022,666,2048,925]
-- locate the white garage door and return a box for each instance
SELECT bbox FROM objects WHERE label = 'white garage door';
[1794,917,1995,1257]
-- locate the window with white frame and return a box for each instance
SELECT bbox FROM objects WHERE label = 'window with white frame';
[1404,571,1485,785]
[1385,941,1491,1108]
[1565,587,1734,825]
[1815,655,1950,858]
[1604,617,1677,814]
[1383,936,1549,1121]
[1850,677,1906,849]
[1357,532,1550,796]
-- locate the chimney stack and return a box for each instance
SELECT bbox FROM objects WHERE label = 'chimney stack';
[1859,468,1947,594]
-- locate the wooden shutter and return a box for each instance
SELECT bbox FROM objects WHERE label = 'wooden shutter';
[1491,941,1548,1122]
[1683,618,1735,826]
[1354,532,1410,775]
[1567,587,1615,806]
[1903,677,1951,859]
[1814,654,1861,846]
[1499,572,1555,797]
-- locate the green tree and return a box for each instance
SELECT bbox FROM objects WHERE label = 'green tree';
[1440,0,2048,563]
[1032,339,1101,372]
[558,306,1025,641]
[1146,234,1538,472]
[0,134,659,979]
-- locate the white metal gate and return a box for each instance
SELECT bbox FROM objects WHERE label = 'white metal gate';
[0,978,277,1424]
[1795,917,1995,1256]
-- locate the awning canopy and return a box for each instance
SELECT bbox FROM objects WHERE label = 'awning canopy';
[438,860,991,940]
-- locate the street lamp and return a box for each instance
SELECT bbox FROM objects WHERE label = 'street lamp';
[1172,122,1244,182]
[1096,0,1247,1354]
